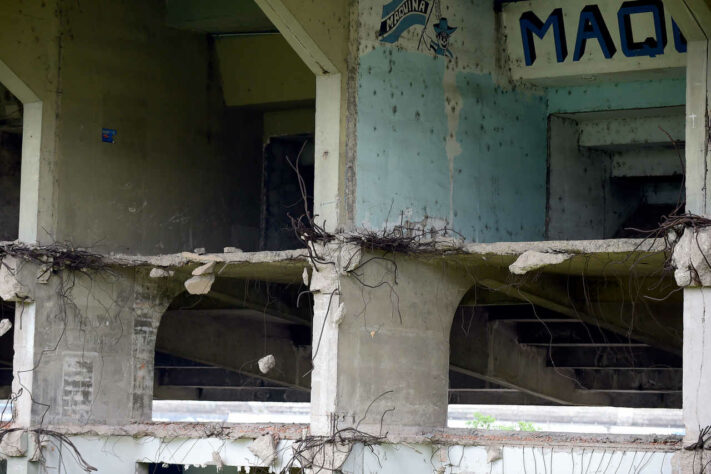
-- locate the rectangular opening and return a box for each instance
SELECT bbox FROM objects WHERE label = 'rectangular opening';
[547,107,685,240]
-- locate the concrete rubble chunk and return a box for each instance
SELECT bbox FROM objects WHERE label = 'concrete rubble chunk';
[0,430,26,457]
[224,247,242,253]
[184,274,215,295]
[0,257,30,302]
[671,227,711,286]
[194,248,206,255]
[192,261,216,276]
[295,441,352,471]
[211,451,224,472]
[258,354,276,374]
[149,268,175,278]
[509,250,573,275]
[248,434,277,466]
[486,446,503,463]
[36,263,52,284]
[0,318,11,337]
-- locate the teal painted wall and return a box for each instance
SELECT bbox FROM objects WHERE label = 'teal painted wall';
[548,78,686,114]
[354,2,686,243]
[356,50,549,242]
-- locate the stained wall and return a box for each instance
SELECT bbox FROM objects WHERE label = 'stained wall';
[353,0,686,243]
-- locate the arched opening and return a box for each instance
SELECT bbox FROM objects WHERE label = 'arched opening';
[449,258,683,434]
[152,276,312,423]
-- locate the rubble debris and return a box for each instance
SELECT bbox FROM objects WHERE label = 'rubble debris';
[36,263,52,284]
[0,430,26,457]
[0,257,30,302]
[509,250,572,275]
[184,274,215,295]
[248,434,278,466]
[193,248,206,255]
[486,446,503,463]
[0,318,11,337]
[223,247,242,253]
[211,451,224,472]
[294,440,352,471]
[149,268,175,278]
[671,227,711,286]
[258,354,276,374]
[192,261,216,276]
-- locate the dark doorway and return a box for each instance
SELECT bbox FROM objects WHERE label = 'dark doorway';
[261,135,314,251]
[0,83,22,241]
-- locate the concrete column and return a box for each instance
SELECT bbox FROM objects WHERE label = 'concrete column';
[309,244,469,435]
[5,261,178,428]
[683,289,711,438]
[666,2,711,465]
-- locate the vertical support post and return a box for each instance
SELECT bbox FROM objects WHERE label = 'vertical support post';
[681,3,711,465]
[309,245,468,436]
[685,40,711,215]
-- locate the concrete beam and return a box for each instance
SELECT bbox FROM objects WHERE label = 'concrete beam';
[579,115,684,150]
[476,272,682,355]
[547,347,682,370]
[575,369,682,393]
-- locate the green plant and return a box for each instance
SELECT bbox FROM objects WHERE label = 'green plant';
[466,412,497,429]
[466,413,538,432]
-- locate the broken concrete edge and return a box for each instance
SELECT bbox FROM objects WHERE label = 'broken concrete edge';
[33,423,682,450]
[509,251,573,275]
[0,237,664,269]
[462,238,665,258]
[671,227,711,287]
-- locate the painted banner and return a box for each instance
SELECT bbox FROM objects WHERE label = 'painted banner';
[502,0,686,82]
[379,0,432,43]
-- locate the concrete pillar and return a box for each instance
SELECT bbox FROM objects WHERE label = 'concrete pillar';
[665,2,711,466]
[6,261,178,428]
[309,244,469,435]
[683,289,711,437]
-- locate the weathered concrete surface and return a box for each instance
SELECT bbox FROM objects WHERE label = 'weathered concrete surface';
[682,288,711,446]
[671,227,711,286]
[309,243,469,435]
[8,259,181,426]
[1,425,682,473]
[509,250,572,275]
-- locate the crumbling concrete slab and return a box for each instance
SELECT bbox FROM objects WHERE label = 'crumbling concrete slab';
[0,256,30,301]
[248,434,278,466]
[184,274,215,295]
[0,317,11,337]
[509,250,572,275]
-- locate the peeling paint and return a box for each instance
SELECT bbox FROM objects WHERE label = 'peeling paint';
[443,64,462,227]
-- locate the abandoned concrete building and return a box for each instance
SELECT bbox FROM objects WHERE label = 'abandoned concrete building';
[1,0,711,472]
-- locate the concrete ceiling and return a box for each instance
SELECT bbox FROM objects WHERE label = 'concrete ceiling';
[165,0,275,34]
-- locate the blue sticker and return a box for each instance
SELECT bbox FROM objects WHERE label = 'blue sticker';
[102,128,117,144]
